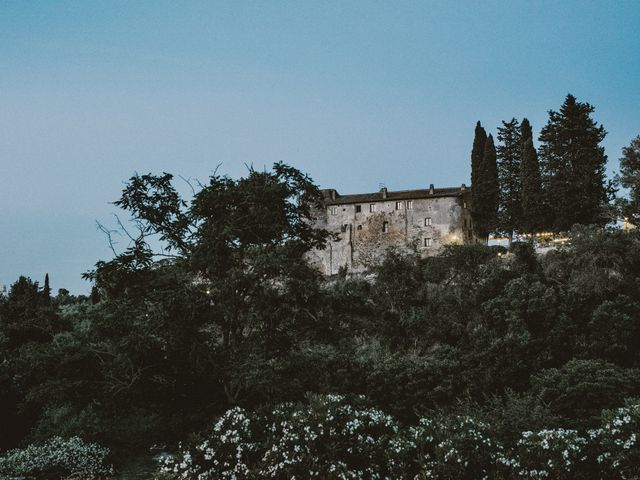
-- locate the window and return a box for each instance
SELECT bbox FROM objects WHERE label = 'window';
[330,207,338,215]
[369,204,376,212]
[395,201,403,210]
[357,225,362,231]
[356,205,362,213]
[424,237,432,247]
[463,202,468,209]
[464,219,468,228]
[424,217,432,226]
[407,200,413,209]
[340,224,348,232]
[382,221,389,233]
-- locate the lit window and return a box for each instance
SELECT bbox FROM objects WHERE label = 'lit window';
[395,201,403,210]
[424,237,432,247]
[425,217,432,226]
[330,207,338,215]
[407,200,413,209]
[356,205,362,213]
[370,204,376,212]
[382,221,389,233]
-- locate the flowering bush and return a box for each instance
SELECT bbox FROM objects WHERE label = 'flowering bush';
[157,396,640,480]
[159,394,410,479]
[257,394,404,479]
[158,406,258,480]
[504,428,591,479]
[0,436,113,479]
[411,415,502,479]
[589,401,640,479]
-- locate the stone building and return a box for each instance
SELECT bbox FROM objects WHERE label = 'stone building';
[308,184,475,275]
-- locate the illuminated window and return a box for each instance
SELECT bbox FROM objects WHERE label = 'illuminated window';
[424,237,432,247]
[382,221,389,233]
[330,207,338,215]
[425,217,432,226]
[395,201,403,210]
[369,204,376,212]
[407,200,413,209]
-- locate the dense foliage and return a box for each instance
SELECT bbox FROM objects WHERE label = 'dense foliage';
[157,394,640,480]
[0,436,113,480]
[2,162,640,477]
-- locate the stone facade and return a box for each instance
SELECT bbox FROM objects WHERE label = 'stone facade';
[308,184,475,275]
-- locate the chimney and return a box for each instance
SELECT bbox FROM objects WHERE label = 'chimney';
[380,187,388,199]
[461,183,467,191]
[321,188,338,201]
[429,184,434,194]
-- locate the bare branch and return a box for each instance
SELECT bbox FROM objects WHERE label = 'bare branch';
[95,221,119,257]
[178,174,198,196]
[113,214,146,244]
[212,162,223,178]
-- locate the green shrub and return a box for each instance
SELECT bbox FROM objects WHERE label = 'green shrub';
[410,415,503,480]
[503,428,592,479]
[158,396,640,480]
[589,401,640,480]
[0,436,113,479]
[159,394,408,479]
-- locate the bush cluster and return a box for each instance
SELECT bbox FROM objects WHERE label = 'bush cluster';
[158,395,640,480]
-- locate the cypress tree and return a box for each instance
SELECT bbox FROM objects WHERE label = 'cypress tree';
[520,119,546,234]
[42,273,51,305]
[496,118,522,239]
[473,134,499,238]
[470,121,488,239]
[538,94,610,231]
[471,121,487,189]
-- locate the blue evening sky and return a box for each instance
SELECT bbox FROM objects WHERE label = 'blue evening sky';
[1,1,639,293]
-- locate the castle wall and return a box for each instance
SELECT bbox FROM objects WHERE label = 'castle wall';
[308,190,473,275]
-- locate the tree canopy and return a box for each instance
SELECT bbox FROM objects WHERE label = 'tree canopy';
[538,94,612,231]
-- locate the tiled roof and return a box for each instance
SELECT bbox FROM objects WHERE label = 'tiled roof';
[321,186,469,205]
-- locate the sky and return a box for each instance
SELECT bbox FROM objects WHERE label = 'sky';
[1,1,639,293]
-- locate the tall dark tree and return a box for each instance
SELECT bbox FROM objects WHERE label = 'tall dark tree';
[496,118,522,238]
[617,135,640,226]
[470,121,488,238]
[471,121,487,190]
[87,163,330,406]
[42,273,51,305]
[538,94,611,231]
[472,134,499,238]
[519,119,546,234]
